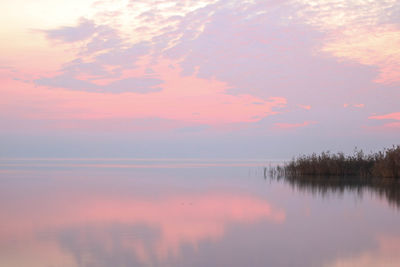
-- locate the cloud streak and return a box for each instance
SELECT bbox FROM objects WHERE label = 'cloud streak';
[274,121,318,130]
[369,112,400,121]
[35,75,163,94]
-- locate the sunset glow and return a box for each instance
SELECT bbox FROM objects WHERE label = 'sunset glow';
[1,0,399,156]
[1,2,400,265]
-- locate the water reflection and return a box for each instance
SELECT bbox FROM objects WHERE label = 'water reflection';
[0,168,284,267]
[1,164,400,267]
[326,235,400,267]
[266,174,400,209]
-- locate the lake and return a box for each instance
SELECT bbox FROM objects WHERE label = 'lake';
[1,159,399,266]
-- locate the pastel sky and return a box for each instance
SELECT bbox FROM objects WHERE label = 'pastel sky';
[1,0,399,158]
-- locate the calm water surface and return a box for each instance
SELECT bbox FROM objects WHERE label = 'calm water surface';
[0,159,399,267]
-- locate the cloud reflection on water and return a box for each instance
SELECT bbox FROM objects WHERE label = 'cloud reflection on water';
[0,188,284,266]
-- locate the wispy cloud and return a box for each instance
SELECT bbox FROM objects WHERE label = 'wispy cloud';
[291,0,400,84]
[41,18,97,42]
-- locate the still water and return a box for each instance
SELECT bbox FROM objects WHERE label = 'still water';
[0,159,399,267]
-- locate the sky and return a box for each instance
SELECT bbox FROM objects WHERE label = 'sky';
[0,0,399,158]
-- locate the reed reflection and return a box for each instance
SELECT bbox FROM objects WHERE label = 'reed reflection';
[266,173,400,209]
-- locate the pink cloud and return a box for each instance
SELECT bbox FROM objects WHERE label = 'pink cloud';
[2,0,400,153]
[383,122,400,128]
[367,112,400,130]
[274,121,317,129]
[294,0,400,84]
[322,25,400,85]
[298,104,311,110]
[369,112,400,121]
[1,56,288,131]
[344,103,365,108]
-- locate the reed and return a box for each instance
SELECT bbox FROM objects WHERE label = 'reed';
[268,146,400,179]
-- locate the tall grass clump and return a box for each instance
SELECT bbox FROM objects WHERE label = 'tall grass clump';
[274,146,400,179]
